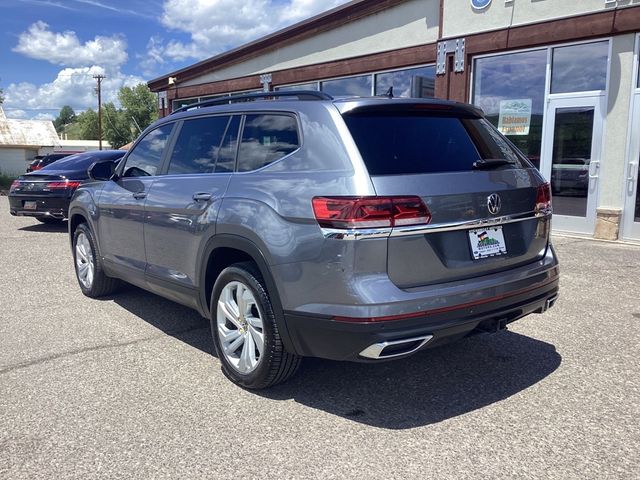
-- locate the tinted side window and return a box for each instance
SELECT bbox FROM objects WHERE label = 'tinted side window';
[237,114,299,172]
[167,115,240,175]
[122,124,173,177]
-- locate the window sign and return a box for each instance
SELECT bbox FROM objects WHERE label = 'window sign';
[498,99,532,135]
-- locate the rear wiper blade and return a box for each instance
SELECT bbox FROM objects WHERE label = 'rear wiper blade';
[472,158,516,170]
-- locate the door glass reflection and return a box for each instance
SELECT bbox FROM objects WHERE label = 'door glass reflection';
[550,107,595,217]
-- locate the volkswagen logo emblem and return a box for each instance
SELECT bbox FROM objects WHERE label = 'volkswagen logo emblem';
[471,0,492,10]
[487,193,502,215]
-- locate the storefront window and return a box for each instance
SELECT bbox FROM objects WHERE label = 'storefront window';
[473,49,547,168]
[172,98,199,110]
[551,41,609,94]
[276,82,319,91]
[200,94,228,101]
[321,75,371,97]
[375,66,436,98]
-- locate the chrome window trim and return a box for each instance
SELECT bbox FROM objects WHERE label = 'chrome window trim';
[321,210,551,240]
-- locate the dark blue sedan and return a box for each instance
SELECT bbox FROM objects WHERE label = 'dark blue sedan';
[9,150,125,223]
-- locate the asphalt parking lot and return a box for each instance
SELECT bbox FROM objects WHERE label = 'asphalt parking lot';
[1,196,639,479]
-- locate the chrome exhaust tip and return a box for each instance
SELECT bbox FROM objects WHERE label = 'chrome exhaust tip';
[359,335,433,360]
[544,293,559,312]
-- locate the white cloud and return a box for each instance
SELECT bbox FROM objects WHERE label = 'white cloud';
[3,66,146,115]
[32,112,56,121]
[150,0,350,65]
[138,36,167,77]
[4,109,29,119]
[13,21,128,67]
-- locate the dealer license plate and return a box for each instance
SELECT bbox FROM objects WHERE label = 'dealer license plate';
[468,226,507,260]
[23,201,37,210]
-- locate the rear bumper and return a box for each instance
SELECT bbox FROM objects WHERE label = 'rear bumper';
[284,278,559,362]
[8,195,70,219]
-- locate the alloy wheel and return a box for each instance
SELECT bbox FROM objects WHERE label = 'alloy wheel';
[216,281,265,374]
[75,232,95,289]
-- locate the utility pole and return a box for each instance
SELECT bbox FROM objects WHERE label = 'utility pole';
[93,74,105,150]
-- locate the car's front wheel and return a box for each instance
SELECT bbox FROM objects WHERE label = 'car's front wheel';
[72,223,120,297]
[210,262,301,389]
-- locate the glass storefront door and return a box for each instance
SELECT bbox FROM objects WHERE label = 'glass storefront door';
[541,96,605,234]
[622,60,640,241]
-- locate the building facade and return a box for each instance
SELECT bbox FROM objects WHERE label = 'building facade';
[148,0,640,241]
[0,107,60,175]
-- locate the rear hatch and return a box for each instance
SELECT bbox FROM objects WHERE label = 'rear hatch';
[340,102,551,289]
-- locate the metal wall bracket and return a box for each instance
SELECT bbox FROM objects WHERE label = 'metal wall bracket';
[436,38,466,75]
[260,73,272,92]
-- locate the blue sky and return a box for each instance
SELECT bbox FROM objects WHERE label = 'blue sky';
[0,0,348,120]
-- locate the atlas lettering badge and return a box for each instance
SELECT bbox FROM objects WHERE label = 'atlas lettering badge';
[471,0,492,10]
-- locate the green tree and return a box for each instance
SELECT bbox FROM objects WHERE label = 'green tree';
[118,84,158,135]
[64,109,99,140]
[77,109,100,139]
[103,102,131,149]
[53,105,76,134]
[0,87,4,105]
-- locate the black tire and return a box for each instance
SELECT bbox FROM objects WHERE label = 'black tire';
[210,262,301,389]
[72,223,120,298]
[36,217,64,224]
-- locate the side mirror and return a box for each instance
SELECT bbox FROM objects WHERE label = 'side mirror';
[88,160,117,181]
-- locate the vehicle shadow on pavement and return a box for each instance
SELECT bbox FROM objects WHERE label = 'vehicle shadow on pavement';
[100,286,215,356]
[18,221,68,233]
[101,287,561,429]
[259,331,561,429]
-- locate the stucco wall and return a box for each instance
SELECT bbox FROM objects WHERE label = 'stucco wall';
[181,0,440,87]
[442,0,637,39]
[600,33,637,209]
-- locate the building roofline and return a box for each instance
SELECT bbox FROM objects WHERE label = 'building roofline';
[147,0,407,91]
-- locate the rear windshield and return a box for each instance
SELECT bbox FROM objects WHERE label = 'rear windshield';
[343,113,528,175]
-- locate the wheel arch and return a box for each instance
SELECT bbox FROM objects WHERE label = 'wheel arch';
[198,234,296,354]
[69,211,88,240]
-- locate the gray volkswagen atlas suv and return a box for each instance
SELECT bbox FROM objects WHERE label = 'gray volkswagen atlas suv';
[69,91,559,389]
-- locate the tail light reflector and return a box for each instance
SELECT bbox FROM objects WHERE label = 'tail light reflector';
[535,183,552,214]
[46,181,81,190]
[312,196,431,229]
[10,180,21,193]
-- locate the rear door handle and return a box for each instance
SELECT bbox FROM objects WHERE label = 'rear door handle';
[133,192,147,200]
[192,192,213,202]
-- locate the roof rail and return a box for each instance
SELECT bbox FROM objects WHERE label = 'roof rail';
[170,90,333,115]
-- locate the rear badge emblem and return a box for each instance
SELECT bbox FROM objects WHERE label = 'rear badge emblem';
[487,193,502,215]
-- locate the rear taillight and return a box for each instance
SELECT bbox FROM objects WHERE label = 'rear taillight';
[9,180,21,193]
[535,183,552,214]
[312,196,431,229]
[45,181,81,190]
